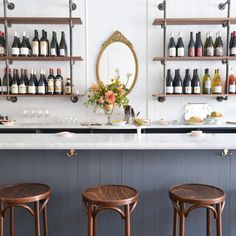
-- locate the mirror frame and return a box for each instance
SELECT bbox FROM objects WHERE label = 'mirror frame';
[96,31,138,95]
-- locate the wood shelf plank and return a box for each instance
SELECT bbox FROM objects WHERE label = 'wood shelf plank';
[153,56,236,61]
[152,94,228,97]
[0,94,83,97]
[0,56,83,61]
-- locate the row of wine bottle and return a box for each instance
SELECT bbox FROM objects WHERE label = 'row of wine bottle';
[168,30,236,57]
[0,68,72,95]
[166,68,227,95]
[0,30,67,57]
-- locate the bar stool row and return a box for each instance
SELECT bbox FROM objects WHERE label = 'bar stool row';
[0,182,226,236]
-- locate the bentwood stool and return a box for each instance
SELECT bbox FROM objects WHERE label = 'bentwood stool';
[0,183,51,236]
[169,183,226,236]
[83,184,139,236]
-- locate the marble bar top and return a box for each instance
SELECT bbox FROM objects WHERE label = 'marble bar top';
[0,133,235,150]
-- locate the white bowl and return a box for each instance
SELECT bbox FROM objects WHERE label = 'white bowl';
[111,120,126,126]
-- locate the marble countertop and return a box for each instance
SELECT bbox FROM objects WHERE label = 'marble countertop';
[0,133,235,150]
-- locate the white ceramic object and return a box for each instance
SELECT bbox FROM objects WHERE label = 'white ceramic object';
[56,131,74,138]
[112,120,126,126]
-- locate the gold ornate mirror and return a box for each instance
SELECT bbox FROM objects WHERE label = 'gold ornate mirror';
[96,31,138,95]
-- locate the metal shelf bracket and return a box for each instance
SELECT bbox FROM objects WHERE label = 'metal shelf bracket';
[158,1,166,11]
[218,0,231,10]
[216,96,228,102]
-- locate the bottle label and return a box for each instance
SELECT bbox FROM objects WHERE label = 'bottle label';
[2,86,7,93]
[196,48,203,57]
[11,84,18,94]
[231,47,236,55]
[174,86,182,94]
[229,84,236,93]
[65,86,72,94]
[32,42,39,56]
[177,48,184,57]
[213,86,222,94]
[216,47,223,56]
[168,47,176,57]
[48,80,54,93]
[0,46,5,55]
[166,86,173,94]
[184,86,192,94]
[40,42,48,56]
[188,48,195,57]
[19,84,26,94]
[20,47,28,56]
[206,47,214,57]
[55,80,62,93]
[28,86,36,94]
[50,48,56,56]
[193,86,200,94]
[12,47,19,56]
[60,49,65,56]
[204,80,211,89]
[38,85,45,94]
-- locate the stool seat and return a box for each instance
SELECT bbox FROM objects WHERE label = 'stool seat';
[83,184,139,206]
[169,183,226,205]
[0,183,51,204]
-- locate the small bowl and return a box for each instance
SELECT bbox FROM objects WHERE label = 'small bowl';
[111,120,126,126]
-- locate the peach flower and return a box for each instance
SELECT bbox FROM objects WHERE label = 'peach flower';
[91,83,100,92]
[105,91,116,104]
[98,97,104,104]
[117,86,123,94]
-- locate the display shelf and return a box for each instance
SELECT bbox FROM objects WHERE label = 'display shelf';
[0,56,84,61]
[153,56,231,61]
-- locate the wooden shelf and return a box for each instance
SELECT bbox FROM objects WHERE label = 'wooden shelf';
[153,94,228,97]
[0,94,83,97]
[153,56,232,61]
[0,17,82,25]
[0,56,83,61]
[153,17,236,26]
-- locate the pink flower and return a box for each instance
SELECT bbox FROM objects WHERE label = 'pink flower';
[91,83,100,92]
[98,97,104,104]
[105,91,116,104]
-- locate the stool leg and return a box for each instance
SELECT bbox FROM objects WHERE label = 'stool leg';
[179,202,185,236]
[207,208,211,236]
[173,206,178,236]
[10,206,15,236]
[34,201,41,236]
[43,204,48,236]
[0,202,3,236]
[125,204,131,236]
[88,204,93,236]
[92,205,96,236]
[216,203,222,236]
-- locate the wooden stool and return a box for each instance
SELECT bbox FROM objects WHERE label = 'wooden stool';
[83,184,139,236]
[169,183,226,236]
[0,183,51,236]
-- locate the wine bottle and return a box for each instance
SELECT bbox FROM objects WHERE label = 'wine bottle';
[166,69,173,94]
[0,32,5,56]
[26,33,32,56]
[43,69,48,93]
[19,69,27,94]
[20,31,29,56]
[215,31,224,57]
[65,78,72,95]
[230,32,234,52]
[55,68,63,94]
[183,69,192,94]
[24,69,29,86]
[50,31,59,57]
[47,68,55,94]
[191,69,201,94]
[28,69,36,94]
[229,68,236,94]
[202,68,211,94]
[38,69,46,94]
[206,31,214,57]
[12,31,20,57]
[173,69,182,94]
[33,69,38,90]
[204,32,209,56]
[176,32,184,57]
[40,30,49,56]
[11,69,18,94]
[32,30,39,57]
[188,32,195,57]
[230,31,236,56]
[168,32,176,57]
[2,67,12,94]
[195,32,203,57]
[212,69,222,94]
[59,31,67,57]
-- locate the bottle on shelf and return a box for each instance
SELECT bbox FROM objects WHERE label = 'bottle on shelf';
[65,78,72,95]
[230,31,236,56]
[188,32,195,57]
[20,31,29,57]
[38,69,46,95]
[215,31,224,57]
[228,68,236,94]
[24,69,29,87]
[19,69,27,94]
[47,68,55,94]
[2,67,12,94]
[204,32,209,56]
[166,69,173,94]
[32,30,40,57]
[43,69,48,93]
[212,69,222,94]
[11,69,19,94]
[195,32,203,57]
[40,30,49,57]
[206,31,214,57]
[55,68,63,94]
[59,31,67,57]
[168,32,176,57]
[173,69,182,94]
[26,33,32,56]
[33,69,38,90]
[12,31,20,57]
[50,31,59,57]
[183,69,192,94]
[202,68,211,94]
[28,69,36,94]
[191,69,201,94]
[0,32,6,56]
[176,32,184,57]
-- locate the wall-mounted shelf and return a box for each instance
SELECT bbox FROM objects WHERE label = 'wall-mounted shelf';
[0,56,83,61]
[153,56,236,61]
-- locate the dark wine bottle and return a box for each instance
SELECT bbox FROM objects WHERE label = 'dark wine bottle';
[188,32,195,57]
[11,69,18,94]
[40,30,49,56]
[59,31,67,57]
[183,69,192,94]
[38,69,46,94]
[215,31,224,56]
[168,32,176,57]
[12,31,20,57]
[33,69,38,88]
[195,32,203,57]
[230,32,234,52]
[0,32,5,56]
[20,32,29,56]
[204,32,209,56]
[3,67,12,94]
[28,69,36,94]
[32,30,39,57]
[206,31,214,57]
[173,69,182,94]
[230,31,236,56]
[191,69,201,94]
[50,31,59,56]
[24,69,29,86]
[19,69,27,94]
[47,68,55,94]
[26,33,32,56]
[55,68,63,94]
[176,32,184,57]
[166,69,173,94]
[43,69,48,93]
